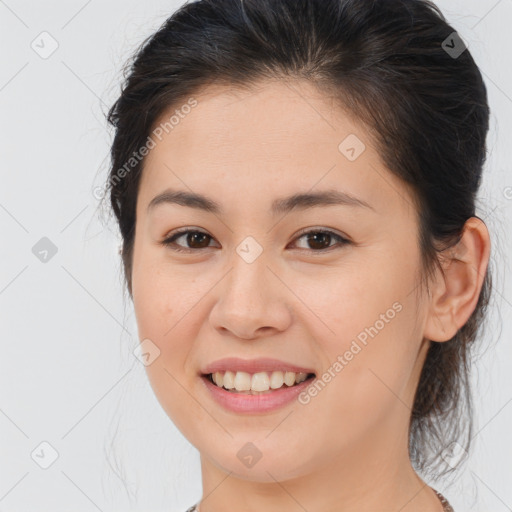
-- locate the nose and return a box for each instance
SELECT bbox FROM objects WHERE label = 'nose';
[208,249,293,340]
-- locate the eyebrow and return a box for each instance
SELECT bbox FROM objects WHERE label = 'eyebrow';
[147,188,375,216]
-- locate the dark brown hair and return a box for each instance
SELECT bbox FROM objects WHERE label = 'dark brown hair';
[102,0,493,479]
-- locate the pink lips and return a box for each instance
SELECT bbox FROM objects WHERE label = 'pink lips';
[200,357,316,375]
[200,374,315,413]
[199,357,316,414]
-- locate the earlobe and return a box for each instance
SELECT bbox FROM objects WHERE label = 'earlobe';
[423,217,491,343]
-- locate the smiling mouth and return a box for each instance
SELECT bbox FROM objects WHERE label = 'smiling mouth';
[203,370,316,395]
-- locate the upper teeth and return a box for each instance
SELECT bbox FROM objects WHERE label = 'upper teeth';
[211,371,310,392]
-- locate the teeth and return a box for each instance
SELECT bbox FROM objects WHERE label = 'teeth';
[270,371,284,389]
[295,372,308,384]
[209,370,311,392]
[223,370,235,389]
[251,372,270,391]
[284,371,296,386]
[234,371,251,391]
[213,372,224,387]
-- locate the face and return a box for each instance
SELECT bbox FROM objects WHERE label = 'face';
[131,79,431,482]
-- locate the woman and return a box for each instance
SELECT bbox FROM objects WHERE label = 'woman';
[104,0,492,510]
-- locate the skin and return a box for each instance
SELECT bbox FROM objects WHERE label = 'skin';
[130,78,490,512]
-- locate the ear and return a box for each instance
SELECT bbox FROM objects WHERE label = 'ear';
[423,217,491,343]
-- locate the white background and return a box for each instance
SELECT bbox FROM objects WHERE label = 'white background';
[0,0,511,510]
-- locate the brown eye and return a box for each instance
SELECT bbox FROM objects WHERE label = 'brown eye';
[161,228,350,254]
[182,231,211,249]
[302,232,332,250]
[291,229,350,252]
[161,229,215,252]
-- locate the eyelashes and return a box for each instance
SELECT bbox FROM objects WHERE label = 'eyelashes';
[160,227,351,254]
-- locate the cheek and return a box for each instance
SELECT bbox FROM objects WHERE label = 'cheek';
[131,251,208,382]
[131,261,201,433]
[132,249,192,336]
[318,245,420,352]
[133,269,194,368]
[305,260,423,429]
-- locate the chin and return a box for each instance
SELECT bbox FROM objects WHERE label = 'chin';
[200,436,315,483]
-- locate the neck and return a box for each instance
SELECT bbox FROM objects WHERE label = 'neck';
[197,416,442,512]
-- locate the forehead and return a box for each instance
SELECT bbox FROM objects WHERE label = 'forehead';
[137,79,414,219]
[150,79,360,152]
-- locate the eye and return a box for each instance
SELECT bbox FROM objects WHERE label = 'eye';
[160,229,216,252]
[160,227,350,253]
[289,228,350,252]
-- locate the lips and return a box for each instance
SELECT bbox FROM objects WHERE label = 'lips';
[200,357,316,375]
[200,371,315,413]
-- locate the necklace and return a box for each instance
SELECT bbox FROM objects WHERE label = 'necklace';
[188,489,454,512]
[433,489,455,511]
